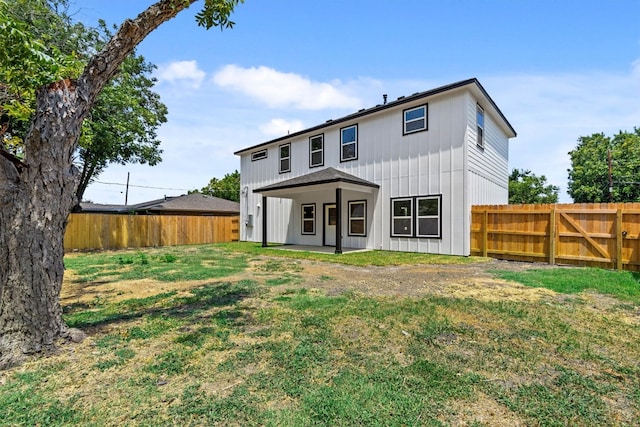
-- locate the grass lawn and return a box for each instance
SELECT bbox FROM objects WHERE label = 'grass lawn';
[0,243,638,426]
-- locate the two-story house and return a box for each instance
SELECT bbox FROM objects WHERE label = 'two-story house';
[234,78,516,255]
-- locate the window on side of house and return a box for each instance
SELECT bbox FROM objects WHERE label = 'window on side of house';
[279,143,291,173]
[476,105,484,148]
[391,198,413,236]
[340,124,358,162]
[416,195,441,238]
[301,203,315,235]
[403,104,427,134]
[251,149,268,161]
[348,200,366,236]
[309,134,324,168]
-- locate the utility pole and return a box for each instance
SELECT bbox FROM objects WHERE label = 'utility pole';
[608,150,613,202]
[125,172,130,205]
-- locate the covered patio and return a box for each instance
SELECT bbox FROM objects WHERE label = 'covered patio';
[254,167,379,254]
[268,244,371,254]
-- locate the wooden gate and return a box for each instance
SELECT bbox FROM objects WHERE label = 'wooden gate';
[471,203,640,271]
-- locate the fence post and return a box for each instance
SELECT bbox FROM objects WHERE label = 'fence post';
[549,208,556,265]
[482,209,488,257]
[616,208,623,271]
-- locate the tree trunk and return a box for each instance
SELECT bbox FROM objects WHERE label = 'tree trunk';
[0,80,81,368]
[0,0,195,369]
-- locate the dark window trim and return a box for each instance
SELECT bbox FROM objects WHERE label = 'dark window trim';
[251,149,268,161]
[347,199,367,237]
[390,194,442,239]
[415,195,442,239]
[309,133,324,168]
[339,124,358,162]
[279,142,291,174]
[476,104,485,149]
[402,104,428,135]
[301,203,316,235]
[390,197,413,237]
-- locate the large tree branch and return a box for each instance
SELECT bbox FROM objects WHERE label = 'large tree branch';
[76,0,198,116]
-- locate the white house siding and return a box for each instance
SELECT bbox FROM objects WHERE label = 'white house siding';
[465,92,509,205]
[238,81,513,256]
[239,153,293,244]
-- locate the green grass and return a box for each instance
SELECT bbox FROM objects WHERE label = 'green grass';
[215,241,486,266]
[496,267,640,304]
[1,246,639,425]
[64,245,248,283]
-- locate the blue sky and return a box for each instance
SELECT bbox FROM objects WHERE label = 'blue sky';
[72,0,640,204]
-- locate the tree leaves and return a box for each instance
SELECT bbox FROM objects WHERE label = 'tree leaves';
[509,169,559,204]
[567,129,640,202]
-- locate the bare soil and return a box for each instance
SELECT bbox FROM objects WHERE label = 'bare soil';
[61,258,545,305]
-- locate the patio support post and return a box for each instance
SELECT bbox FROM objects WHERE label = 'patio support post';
[261,196,268,247]
[335,188,342,254]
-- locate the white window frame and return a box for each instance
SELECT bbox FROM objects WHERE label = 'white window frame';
[279,143,291,173]
[251,149,268,161]
[309,134,324,168]
[340,124,358,162]
[415,195,441,238]
[348,200,366,237]
[403,104,428,135]
[476,104,485,149]
[391,197,413,237]
[301,203,316,235]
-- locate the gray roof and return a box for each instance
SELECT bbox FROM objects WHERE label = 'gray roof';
[141,193,239,213]
[235,78,517,155]
[254,167,379,193]
[80,193,239,214]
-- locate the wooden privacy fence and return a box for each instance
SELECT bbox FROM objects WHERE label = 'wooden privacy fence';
[64,214,239,251]
[471,203,640,271]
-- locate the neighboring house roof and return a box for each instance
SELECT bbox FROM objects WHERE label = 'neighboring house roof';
[140,193,240,214]
[235,78,516,156]
[79,193,240,215]
[254,167,379,197]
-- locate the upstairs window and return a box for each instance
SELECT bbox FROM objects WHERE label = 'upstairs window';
[309,134,324,168]
[279,143,290,173]
[251,149,268,161]
[340,124,358,162]
[301,203,315,235]
[391,198,413,237]
[403,104,428,134]
[476,105,485,148]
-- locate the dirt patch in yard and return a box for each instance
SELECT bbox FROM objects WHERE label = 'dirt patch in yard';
[61,258,549,306]
[296,258,559,302]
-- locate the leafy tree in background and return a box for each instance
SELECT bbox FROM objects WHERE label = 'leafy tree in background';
[508,168,559,204]
[0,0,243,369]
[567,129,640,202]
[2,0,168,207]
[194,170,240,202]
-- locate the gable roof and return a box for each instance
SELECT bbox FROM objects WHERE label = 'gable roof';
[235,78,516,156]
[80,193,239,215]
[254,167,379,194]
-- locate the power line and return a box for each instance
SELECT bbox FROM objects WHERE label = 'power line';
[93,180,192,192]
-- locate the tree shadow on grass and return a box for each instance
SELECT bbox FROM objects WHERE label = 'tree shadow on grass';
[63,280,260,330]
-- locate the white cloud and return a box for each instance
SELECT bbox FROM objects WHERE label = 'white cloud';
[156,60,206,89]
[482,62,640,202]
[259,118,305,137]
[213,65,362,110]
